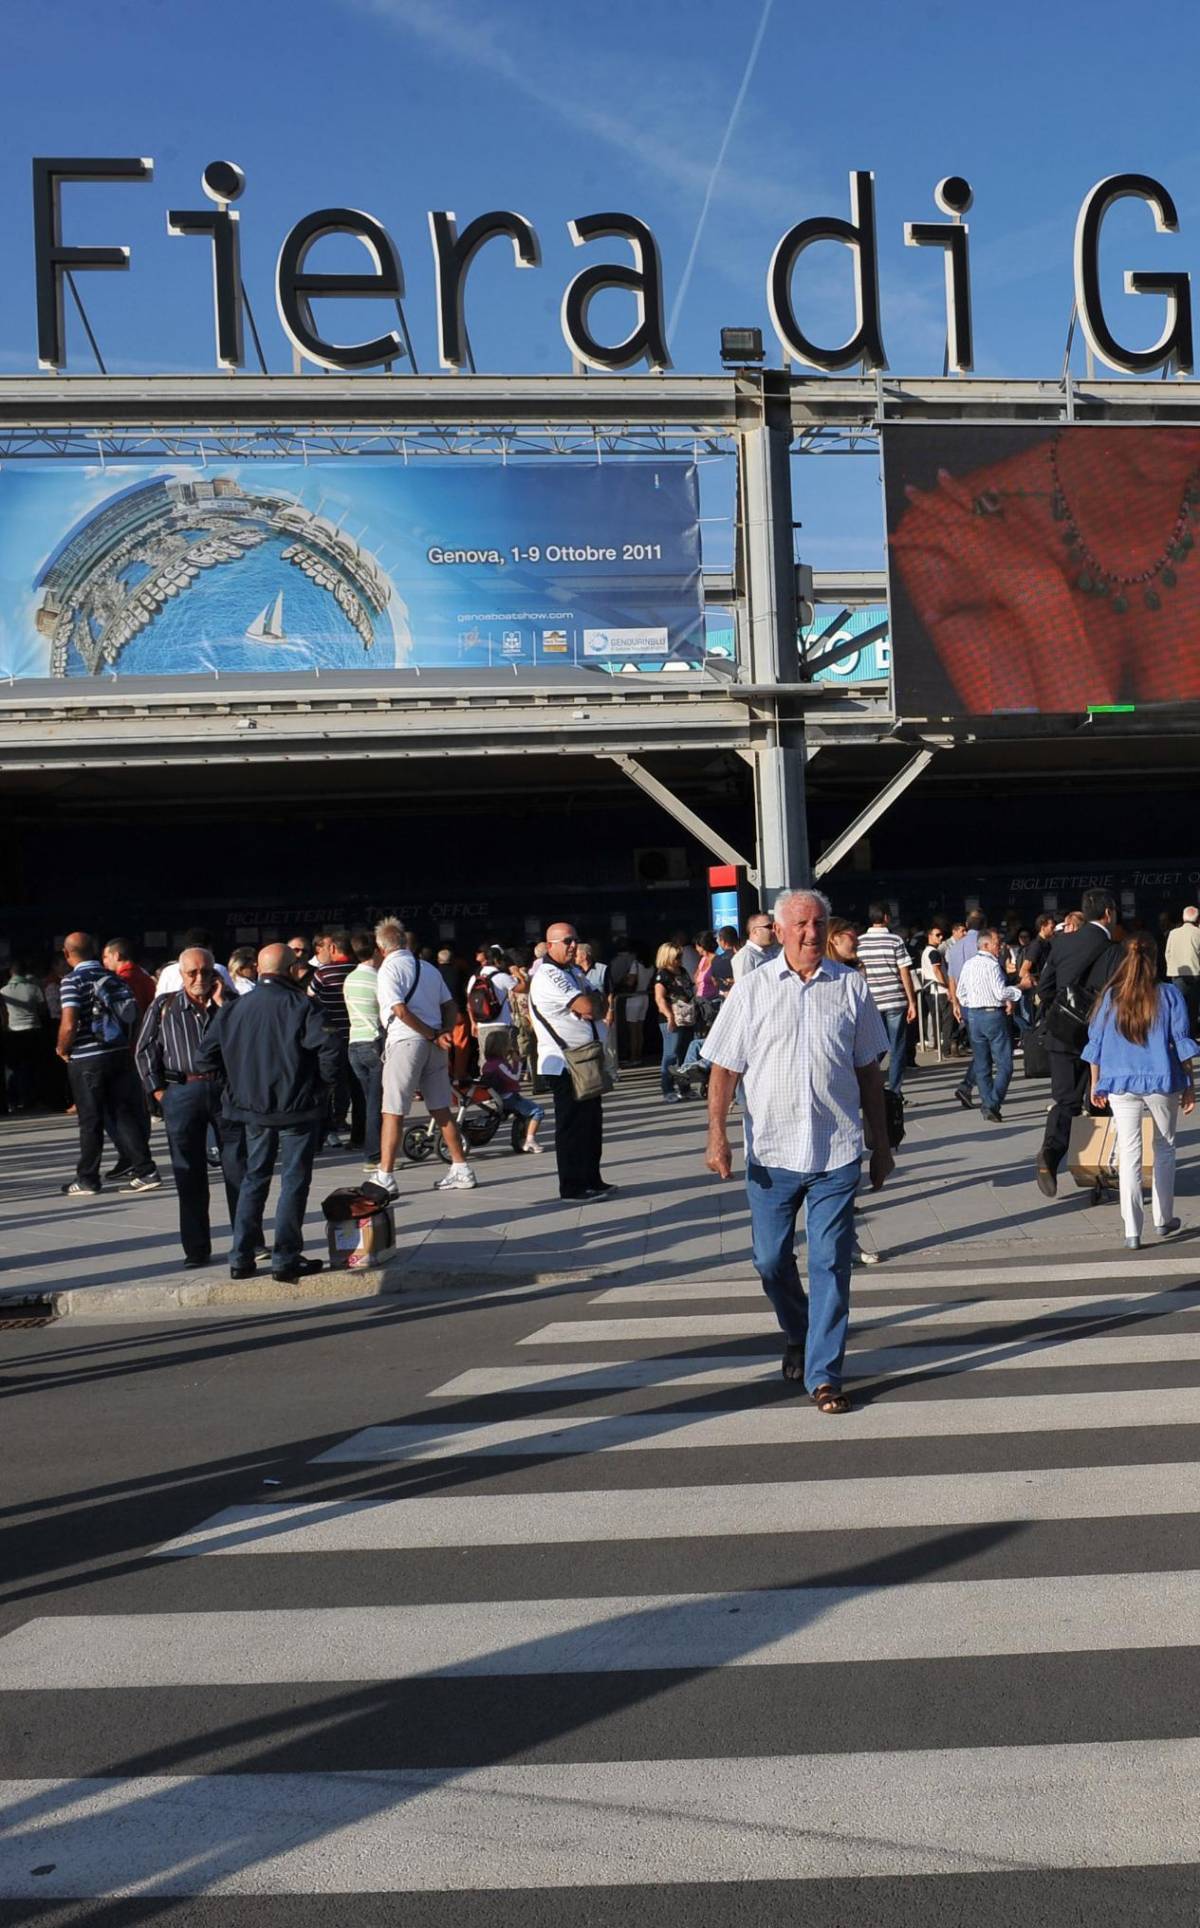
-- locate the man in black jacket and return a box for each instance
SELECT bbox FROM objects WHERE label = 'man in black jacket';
[1035,889,1119,1196]
[198,943,339,1283]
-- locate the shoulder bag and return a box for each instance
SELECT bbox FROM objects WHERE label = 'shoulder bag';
[1044,981,1093,1052]
[534,999,614,1102]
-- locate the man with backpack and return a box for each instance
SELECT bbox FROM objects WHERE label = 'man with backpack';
[56,930,160,1197]
[465,946,518,1056]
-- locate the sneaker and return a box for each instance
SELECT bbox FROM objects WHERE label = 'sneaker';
[371,1169,399,1199]
[521,1139,545,1154]
[852,1244,882,1266]
[254,1245,272,1262]
[105,1162,133,1182]
[324,1132,347,1150]
[954,1087,974,1109]
[436,1163,477,1190]
[662,1092,682,1105]
[61,1180,101,1197]
[126,1172,162,1193]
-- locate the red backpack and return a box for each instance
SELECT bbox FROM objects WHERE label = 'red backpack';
[467,973,503,1025]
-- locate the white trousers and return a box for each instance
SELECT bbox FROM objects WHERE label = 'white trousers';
[1106,1091,1180,1239]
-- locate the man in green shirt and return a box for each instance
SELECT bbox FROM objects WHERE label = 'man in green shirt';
[344,930,383,1171]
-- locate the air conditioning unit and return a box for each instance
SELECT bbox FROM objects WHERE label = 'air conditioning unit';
[634,845,689,885]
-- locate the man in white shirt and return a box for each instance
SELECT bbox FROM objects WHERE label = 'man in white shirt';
[730,911,781,981]
[702,888,892,1415]
[466,945,518,1047]
[370,918,476,1198]
[956,929,1022,1123]
[1165,907,1200,1036]
[157,927,235,996]
[528,921,611,1201]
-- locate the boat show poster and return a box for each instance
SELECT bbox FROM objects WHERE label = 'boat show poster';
[0,460,704,681]
[885,422,1200,716]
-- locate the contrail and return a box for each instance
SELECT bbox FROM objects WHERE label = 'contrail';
[668,0,774,342]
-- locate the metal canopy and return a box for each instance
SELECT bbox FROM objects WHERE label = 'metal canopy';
[1,370,1196,460]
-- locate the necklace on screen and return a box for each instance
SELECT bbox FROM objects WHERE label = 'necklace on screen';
[1047,436,1200,613]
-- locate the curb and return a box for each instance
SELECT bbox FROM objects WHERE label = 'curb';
[1,1259,603,1318]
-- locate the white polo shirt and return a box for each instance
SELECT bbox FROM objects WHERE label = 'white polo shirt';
[528,962,608,1077]
[702,956,888,1174]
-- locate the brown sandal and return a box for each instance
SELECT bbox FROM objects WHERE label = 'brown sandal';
[812,1384,851,1416]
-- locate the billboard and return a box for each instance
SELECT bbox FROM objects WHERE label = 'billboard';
[0,461,703,680]
[885,424,1200,716]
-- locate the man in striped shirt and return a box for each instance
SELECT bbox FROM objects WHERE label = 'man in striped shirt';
[312,929,356,1149]
[856,903,918,1094]
[136,947,260,1267]
[57,931,159,1197]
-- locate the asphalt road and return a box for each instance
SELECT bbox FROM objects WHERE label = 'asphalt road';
[3,1233,1200,1925]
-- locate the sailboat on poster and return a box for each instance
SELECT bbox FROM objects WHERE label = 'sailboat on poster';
[246,590,287,644]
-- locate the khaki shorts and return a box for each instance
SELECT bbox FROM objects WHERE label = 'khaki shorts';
[382,1030,454,1117]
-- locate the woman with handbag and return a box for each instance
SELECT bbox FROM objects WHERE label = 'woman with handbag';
[653,941,696,1104]
[1083,933,1198,1249]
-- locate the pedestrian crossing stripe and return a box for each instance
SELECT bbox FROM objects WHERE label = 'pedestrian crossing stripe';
[3,1740,1200,1891]
[310,1383,1200,1461]
[431,1330,1200,1394]
[7,1567,1200,1685]
[155,1460,1200,1555]
[521,1293,1200,1342]
[589,1255,1200,1299]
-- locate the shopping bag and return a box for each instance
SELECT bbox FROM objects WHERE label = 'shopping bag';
[1067,1111,1153,1191]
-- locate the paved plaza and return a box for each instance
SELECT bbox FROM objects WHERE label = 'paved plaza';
[3,1058,1190,1314]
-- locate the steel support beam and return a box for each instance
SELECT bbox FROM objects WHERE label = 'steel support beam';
[812,748,936,881]
[602,752,757,883]
[738,372,809,899]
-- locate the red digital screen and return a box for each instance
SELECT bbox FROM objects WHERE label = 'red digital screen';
[885,423,1200,716]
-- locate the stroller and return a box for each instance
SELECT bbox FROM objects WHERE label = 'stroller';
[669,995,722,1101]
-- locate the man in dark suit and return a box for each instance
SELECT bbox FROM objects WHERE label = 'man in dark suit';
[1035,888,1119,1196]
[198,942,339,1284]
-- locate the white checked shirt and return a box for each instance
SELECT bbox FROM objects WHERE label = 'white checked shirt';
[702,957,889,1174]
[956,952,1017,1011]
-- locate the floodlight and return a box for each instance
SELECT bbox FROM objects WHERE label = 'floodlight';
[719,327,764,365]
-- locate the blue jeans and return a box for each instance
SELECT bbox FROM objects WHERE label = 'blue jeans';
[746,1158,860,1393]
[659,1020,694,1095]
[881,1008,908,1092]
[160,1080,250,1261]
[504,1092,545,1124]
[232,1119,319,1272]
[348,1040,383,1164]
[965,1008,1013,1114]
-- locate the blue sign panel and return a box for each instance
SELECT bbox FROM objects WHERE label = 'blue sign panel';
[0,461,703,679]
[803,605,891,685]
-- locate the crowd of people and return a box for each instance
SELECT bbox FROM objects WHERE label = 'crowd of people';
[1,889,1196,1390]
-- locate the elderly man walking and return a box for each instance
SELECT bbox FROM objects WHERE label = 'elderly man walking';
[703,888,892,1415]
[1166,907,1200,1038]
[197,942,338,1283]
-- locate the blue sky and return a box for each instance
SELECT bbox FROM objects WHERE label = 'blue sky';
[2,0,1199,567]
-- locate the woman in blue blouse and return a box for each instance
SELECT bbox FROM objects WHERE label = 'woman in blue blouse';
[1083,933,1197,1249]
